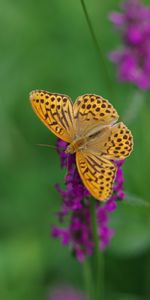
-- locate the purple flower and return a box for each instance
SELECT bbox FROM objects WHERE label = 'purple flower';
[51,139,125,261]
[109,0,150,90]
[48,286,86,300]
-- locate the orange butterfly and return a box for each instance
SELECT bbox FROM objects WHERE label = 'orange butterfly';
[29,90,133,201]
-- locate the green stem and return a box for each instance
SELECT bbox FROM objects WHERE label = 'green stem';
[80,0,113,98]
[145,243,150,300]
[90,197,104,300]
[83,259,94,300]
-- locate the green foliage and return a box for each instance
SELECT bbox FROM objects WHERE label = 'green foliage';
[0,0,150,299]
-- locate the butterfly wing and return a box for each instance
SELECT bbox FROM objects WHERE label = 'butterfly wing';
[73,94,119,137]
[76,151,116,201]
[30,90,75,142]
[86,122,133,160]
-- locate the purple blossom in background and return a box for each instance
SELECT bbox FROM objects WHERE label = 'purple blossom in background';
[51,139,125,261]
[49,286,86,300]
[109,0,150,90]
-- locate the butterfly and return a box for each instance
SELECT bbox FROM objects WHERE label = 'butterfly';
[29,90,133,201]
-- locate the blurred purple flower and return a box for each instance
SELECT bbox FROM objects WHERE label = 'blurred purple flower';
[109,0,150,89]
[49,286,86,300]
[51,139,125,261]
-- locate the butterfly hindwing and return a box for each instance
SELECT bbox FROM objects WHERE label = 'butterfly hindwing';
[76,151,116,201]
[104,122,133,160]
[101,122,133,160]
[86,122,133,160]
[30,90,75,143]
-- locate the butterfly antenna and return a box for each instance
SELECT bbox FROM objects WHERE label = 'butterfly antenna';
[36,143,57,150]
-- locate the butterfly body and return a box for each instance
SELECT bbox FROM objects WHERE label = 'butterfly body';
[30,90,133,201]
[65,137,88,154]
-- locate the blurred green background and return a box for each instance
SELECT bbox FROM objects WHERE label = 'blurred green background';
[0,0,150,299]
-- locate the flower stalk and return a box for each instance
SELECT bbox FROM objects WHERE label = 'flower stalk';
[82,258,94,300]
[52,140,126,300]
[90,198,104,300]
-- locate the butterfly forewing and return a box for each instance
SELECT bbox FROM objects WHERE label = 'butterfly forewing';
[76,151,117,201]
[73,94,119,137]
[30,90,75,143]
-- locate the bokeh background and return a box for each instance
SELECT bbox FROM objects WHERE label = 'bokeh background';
[0,0,150,299]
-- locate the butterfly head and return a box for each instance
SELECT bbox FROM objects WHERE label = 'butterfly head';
[65,137,87,154]
[65,143,76,154]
